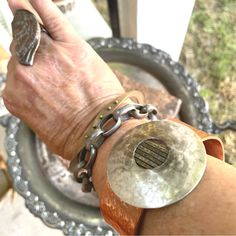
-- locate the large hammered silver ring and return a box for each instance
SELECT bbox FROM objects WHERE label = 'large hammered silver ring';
[11,9,49,66]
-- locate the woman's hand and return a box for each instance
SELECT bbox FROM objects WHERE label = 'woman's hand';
[3,0,124,160]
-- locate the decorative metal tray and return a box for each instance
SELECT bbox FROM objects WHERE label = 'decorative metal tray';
[6,117,112,236]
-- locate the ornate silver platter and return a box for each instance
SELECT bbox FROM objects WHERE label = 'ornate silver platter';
[5,116,114,236]
[2,38,233,235]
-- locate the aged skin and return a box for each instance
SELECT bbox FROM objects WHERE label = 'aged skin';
[5,1,236,235]
[4,0,124,160]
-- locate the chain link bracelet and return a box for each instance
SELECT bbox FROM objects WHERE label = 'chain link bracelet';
[69,103,159,192]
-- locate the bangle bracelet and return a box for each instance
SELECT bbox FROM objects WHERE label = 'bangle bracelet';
[74,90,144,155]
[69,103,158,192]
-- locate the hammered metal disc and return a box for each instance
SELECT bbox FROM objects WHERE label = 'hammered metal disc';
[12,9,41,66]
[107,120,207,208]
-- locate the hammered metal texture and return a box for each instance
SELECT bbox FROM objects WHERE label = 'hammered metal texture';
[107,120,207,208]
[12,9,41,66]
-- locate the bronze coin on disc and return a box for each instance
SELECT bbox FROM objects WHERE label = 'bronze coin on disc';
[133,138,170,169]
[107,120,207,208]
[12,9,41,66]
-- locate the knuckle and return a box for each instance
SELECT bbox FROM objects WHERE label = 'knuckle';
[2,93,15,114]
[47,17,61,32]
[2,88,7,99]
[9,41,15,54]
[2,88,11,102]
[36,33,50,53]
[7,59,12,71]
[7,59,27,81]
[15,64,27,79]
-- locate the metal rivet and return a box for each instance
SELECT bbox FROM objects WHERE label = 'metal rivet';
[84,135,88,139]
[107,106,112,111]
[99,115,103,119]
[114,100,119,104]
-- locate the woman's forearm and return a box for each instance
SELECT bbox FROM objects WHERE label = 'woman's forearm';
[140,155,236,235]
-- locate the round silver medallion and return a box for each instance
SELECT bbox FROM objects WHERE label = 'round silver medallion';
[107,120,207,208]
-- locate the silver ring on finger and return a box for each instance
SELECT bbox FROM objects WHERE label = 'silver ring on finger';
[11,9,51,66]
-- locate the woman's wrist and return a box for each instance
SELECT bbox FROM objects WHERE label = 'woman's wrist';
[92,118,147,197]
[62,92,125,160]
[63,90,144,161]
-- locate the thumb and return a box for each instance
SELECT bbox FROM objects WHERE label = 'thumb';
[29,0,78,42]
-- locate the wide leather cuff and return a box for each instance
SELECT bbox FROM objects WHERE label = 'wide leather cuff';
[100,119,224,235]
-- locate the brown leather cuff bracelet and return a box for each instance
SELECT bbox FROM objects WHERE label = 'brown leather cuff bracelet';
[100,119,224,235]
[70,91,224,235]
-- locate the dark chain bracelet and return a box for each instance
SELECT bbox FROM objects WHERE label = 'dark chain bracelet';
[69,103,159,192]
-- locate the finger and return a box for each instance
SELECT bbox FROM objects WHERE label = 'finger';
[38,33,53,51]
[6,56,21,73]
[8,0,43,24]
[7,57,14,72]
[29,0,78,42]
[3,61,17,113]
[7,57,17,76]
[9,41,16,56]
[9,33,52,67]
